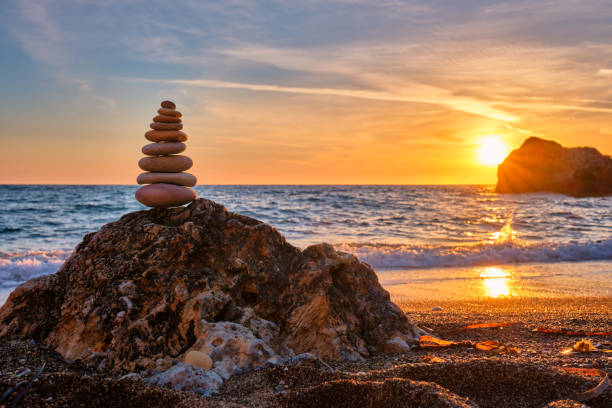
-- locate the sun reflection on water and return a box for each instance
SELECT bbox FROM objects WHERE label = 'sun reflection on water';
[479,267,512,298]
[490,222,518,243]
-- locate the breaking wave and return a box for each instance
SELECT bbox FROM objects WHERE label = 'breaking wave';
[0,250,71,287]
[337,239,612,269]
[2,239,612,287]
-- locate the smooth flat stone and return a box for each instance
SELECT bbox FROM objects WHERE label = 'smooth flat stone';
[137,172,197,186]
[142,142,186,156]
[135,184,196,208]
[161,100,176,109]
[153,115,182,123]
[150,122,183,131]
[157,108,182,118]
[138,155,193,172]
[145,130,187,142]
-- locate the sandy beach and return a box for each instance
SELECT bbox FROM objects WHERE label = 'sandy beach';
[1,295,609,407]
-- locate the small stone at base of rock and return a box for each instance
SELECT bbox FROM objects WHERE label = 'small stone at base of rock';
[142,142,186,156]
[161,100,176,109]
[135,184,196,208]
[432,306,443,311]
[185,350,213,370]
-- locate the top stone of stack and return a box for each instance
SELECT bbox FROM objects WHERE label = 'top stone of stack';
[135,100,197,208]
[161,100,176,109]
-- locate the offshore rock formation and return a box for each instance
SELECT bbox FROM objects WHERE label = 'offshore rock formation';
[496,137,612,197]
[0,199,423,393]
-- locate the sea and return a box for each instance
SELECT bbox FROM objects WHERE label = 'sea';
[1,185,611,305]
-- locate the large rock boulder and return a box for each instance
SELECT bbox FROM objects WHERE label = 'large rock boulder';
[496,137,612,197]
[0,199,422,392]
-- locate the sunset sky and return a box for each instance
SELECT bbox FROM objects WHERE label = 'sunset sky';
[1,0,612,184]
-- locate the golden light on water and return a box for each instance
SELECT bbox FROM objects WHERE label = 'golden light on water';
[480,267,510,279]
[490,222,518,243]
[480,221,518,298]
[477,136,509,166]
[480,267,512,298]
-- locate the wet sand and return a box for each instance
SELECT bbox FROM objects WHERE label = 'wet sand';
[1,296,610,407]
[378,261,612,301]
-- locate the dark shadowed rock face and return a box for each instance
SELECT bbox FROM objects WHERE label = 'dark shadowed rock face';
[0,199,420,389]
[496,137,612,197]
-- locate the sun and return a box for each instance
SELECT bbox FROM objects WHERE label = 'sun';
[477,136,509,166]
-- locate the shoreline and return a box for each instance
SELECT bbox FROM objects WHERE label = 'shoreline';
[1,295,610,407]
[378,260,612,301]
[3,258,611,308]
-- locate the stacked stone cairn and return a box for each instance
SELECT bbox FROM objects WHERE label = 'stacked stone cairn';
[135,100,198,208]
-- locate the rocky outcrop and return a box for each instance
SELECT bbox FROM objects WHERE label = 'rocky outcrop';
[496,137,612,197]
[0,199,422,393]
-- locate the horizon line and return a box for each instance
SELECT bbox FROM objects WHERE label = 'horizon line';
[0,183,496,187]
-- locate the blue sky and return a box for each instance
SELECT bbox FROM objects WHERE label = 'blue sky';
[1,0,611,184]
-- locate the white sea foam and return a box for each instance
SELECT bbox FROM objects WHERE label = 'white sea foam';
[2,239,611,287]
[0,250,71,286]
[337,239,612,269]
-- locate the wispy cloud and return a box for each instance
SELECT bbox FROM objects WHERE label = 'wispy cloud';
[54,74,91,91]
[7,1,119,111]
[14,0,68,68]
[117,76,519,122]
[91,95,118,113]
[210,37,612,125]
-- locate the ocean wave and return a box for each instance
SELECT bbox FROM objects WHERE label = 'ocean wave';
[74,203,126,212]
[0,250,71,287]
[0,227,23,233]
[336,239,612,269]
